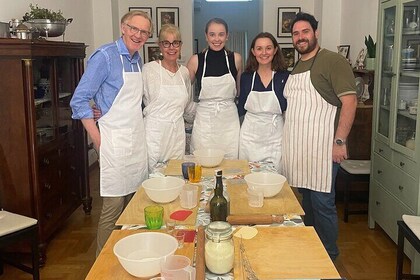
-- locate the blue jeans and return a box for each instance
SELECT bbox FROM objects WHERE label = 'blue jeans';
[298,162,340,260]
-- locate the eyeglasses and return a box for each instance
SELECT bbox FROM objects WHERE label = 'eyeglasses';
[124,23,151,38]
[160,40,182,48]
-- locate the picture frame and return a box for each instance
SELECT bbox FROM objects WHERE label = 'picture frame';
[356,48,367,68]
[279,43,299,71]
[277,7,301,37]
[128,7,153,38]
[337,45,350,59]
[144,43,162,63]
[156,7,179,36]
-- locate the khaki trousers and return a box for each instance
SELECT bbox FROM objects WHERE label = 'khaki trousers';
[96,193,134,257]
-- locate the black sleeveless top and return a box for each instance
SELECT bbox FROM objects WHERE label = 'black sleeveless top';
[195,48,238,92]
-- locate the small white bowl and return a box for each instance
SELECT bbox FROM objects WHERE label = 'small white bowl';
[244,172,287,198]
[113,232,178,278]
[142,177,185,203]
[193,148,225,167]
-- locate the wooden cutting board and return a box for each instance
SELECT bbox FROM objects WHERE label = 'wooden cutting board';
[116,186,200,226]
[86,229,195,280]
[227,180,304,216]
[233,227,340,279]
[164,159,251,177]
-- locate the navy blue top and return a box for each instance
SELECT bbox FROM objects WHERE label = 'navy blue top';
[237,71,289,117]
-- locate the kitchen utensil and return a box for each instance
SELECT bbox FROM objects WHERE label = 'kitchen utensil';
[244,172,286,198]
[25,18,73,37]
[247,187,264,208]
[179,184,198,209]
[170,210,192,221]
[195,226,206,280]
[227,214,284,225]
[193,148,225,167]
[164,159,251,177]
[113,232,178,278]
[161,255,196,280]
[144,205,164,229]
[142,176,184,203]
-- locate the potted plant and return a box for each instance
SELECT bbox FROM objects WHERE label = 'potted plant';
[364,35,376,70]
[22,4,72,38]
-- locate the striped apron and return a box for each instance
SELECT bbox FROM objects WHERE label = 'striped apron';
[282,52,337,193]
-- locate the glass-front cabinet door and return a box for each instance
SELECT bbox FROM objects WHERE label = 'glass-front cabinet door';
[377,3,396,140]
[393,0,420,155]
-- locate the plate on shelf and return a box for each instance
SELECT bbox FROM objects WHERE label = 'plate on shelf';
[355,77,364,100]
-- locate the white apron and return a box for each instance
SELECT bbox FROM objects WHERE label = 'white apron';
[144,61,189,172]
[191,50,240,159]
[98,55,148,197]
[239,71,284,171]
[282,52,337,192]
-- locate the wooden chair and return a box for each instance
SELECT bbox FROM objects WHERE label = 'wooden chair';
[0,210,39,280]
[397,216,420,280]
[338,159,371,222]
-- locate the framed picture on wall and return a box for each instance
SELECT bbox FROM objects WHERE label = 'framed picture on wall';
[337,45,351,59]
[279,43,299,71]
[156,7,179,36]
[277,7,301,37]
[144,42,162,63]
[128,7,153,38]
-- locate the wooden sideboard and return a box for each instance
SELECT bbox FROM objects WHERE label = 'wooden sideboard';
[0,39,91,263]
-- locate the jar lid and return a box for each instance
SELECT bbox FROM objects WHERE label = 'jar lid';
[205,221,232,242]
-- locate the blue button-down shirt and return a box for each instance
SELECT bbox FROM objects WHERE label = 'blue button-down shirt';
[70,37,142,119]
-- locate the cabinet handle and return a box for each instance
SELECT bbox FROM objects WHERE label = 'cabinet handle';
[399,185,404,191]
[400,162,405,167]
[44,183,51,189]
[376,201,381,206]
[378,148,383,153]
[377,170,382,174]
[43,158,50,165]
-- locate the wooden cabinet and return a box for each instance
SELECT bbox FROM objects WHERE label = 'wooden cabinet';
[0,39,91,262]
[369,0,420,273]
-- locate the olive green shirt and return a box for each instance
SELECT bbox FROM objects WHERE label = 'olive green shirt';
[291,48,356,107]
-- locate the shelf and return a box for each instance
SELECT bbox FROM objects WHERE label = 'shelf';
[400,70,420,78]
[34,96,52,106]
[402,29,420,36]
[397,109,417,120]
[380,105,391,111]
[59,92,72,99]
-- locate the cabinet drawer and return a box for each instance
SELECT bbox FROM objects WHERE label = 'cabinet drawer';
[373,140,392,160]
[370,180,414,243]
[372,154,418,210]
[392,152,418,178]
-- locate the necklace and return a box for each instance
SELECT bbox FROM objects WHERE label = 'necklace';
[161,61,178,78]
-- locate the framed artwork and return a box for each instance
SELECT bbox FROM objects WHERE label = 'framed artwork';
[128,7,153,38]
[277,7,301,37]
[144,43,162,63]
[156,7,179,36]
[407,39,420,58]
[279,43,299,71]
[337,45,350,59]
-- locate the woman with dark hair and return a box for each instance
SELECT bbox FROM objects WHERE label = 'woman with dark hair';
[237,32,289,171]
[187,18,242,159]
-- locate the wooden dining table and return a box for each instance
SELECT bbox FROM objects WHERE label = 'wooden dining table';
[86,160,341,279]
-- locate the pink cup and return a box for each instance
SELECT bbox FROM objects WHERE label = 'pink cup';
[160,255,196,280]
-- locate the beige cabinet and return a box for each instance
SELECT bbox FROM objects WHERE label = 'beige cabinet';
[369,0,420,273]
[0,39,91,263]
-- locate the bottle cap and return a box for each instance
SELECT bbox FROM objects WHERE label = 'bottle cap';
[215,169,222,176]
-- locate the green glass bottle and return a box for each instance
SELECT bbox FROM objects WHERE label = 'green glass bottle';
[210,169,228,222]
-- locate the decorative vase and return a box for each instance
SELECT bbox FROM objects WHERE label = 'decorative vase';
[365,58,376,70]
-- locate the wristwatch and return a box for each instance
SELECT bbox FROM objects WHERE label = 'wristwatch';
[334,138,346,146]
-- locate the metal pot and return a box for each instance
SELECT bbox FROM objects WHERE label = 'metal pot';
[0,22,10,38]
[16,30,32,39]
[25,18,73,37]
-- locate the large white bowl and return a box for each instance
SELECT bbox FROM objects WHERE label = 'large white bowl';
[142,177,185,203]
[193,148,225,167]
[113,232,178,278]
[244,172,287,198]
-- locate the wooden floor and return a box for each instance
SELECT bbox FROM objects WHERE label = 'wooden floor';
[0,165,411,280]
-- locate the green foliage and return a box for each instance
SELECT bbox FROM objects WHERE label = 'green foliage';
[23,4,66,22]
[364,35,376,58]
